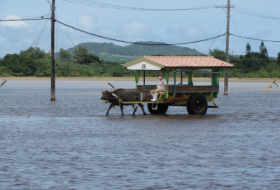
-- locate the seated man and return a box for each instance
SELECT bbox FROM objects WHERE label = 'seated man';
[150,73,167,101]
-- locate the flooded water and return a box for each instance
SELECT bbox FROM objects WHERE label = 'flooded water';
[1,79,280,189]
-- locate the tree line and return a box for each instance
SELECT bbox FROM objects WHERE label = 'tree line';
[209,41,280,78]
[0,46,133,77]
[0,42,280,78]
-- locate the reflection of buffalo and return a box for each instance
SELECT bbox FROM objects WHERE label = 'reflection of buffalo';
[101,89,146,116]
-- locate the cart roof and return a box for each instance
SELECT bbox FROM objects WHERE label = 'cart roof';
[123,56,234,70]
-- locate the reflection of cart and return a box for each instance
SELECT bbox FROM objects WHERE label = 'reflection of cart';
[264,79,280,92]
[0,80,7,88]
[121,56,234,115]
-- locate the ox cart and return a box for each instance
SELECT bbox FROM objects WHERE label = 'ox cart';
[102,56,233,115]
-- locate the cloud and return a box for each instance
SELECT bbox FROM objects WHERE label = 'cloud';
[73,19,155,44]
[0,21,53,57]
[0,15,27,28]
[167,25,210,40]
[120,20,152,39]
[77,15,97,31]
[96,27,118,39]
[164,25,216,54]
[182,25,206,38]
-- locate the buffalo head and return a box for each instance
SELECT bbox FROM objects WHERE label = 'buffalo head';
[101,91,115,100]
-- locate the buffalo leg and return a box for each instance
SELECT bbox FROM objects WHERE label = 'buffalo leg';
[138,103,146,116]
[132,105,138,115]
[120,103,124,116]
[106,103,114,116]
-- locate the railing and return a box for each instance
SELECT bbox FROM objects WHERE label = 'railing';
[137,85,219,94]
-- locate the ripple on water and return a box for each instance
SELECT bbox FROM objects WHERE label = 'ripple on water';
[1,81,280,189]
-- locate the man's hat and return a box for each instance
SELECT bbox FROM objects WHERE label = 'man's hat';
[157,73,164,77]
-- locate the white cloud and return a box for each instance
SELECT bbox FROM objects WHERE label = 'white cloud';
[178,25,209,40]
[166,25,210,41]
[164,25,215,54]
[96,27,118,38]
[120,20,152,38]
[182,25,208,39]
[0,15,27,28]
[77,15,97,31]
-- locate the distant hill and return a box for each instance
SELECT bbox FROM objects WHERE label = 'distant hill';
[65,42,203,62]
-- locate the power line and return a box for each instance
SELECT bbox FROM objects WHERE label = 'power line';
[31,8,52,47]
[4,13,278,45]
[232,6,280,19]
[233,9,279,19]
[31,20,50,47]
[9,14,50,20]
[56,19,226,46]
[208,16,227,50]
[62,28,76,46]
[230,16,246,46]
[64,0,280,20]
[14,7,52,20]
[251,0,280,6]
[230,33,280,42]
[57,22,76,47]
[0,18,50,22]
[63,0,215,11]
[46,0,51,6]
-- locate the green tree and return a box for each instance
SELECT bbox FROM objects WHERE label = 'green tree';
[34,57,51,77]
[277,52,280,66]
[3,54,36,76]
[245,42,251,57]
[239,57,262,72]
[208,49,226,61]
[73,46,100,65]
[59,48,71,59]
[259,41,269,62]
[20,46,47,59]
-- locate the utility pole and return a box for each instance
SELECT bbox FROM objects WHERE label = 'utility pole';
[216,0,234,95]
[51,0,56,101]
[224,0,230,95]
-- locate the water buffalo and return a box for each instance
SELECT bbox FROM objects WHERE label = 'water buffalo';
[101,89,146,116]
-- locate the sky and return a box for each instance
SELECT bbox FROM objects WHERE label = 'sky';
[1,0,280,58]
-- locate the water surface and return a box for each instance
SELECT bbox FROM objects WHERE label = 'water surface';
[1,80,280,189]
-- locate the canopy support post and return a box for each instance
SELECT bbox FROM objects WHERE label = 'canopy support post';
[181,72,183,85]
[162,69,169,98]
[188,71,193,85]
[143,70,146,85]
[174,72,176,94]
[135,70,140,90]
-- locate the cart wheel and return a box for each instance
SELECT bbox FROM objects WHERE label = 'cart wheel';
[148,103,169,115]
[187,94,208,115]
[187,95,195,115]
[148,103,157,114]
